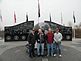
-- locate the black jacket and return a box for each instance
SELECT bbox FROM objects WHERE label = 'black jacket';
[27,33,36,44]
[36,33,46,43]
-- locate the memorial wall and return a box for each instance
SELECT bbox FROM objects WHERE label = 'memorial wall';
[4,21,34,42]
[4,21,72,42]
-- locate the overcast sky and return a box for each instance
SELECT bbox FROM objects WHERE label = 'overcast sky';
[0,0,81,28]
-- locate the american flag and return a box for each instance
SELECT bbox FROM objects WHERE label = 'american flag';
[0,11,2,21]
[14,11,16,23]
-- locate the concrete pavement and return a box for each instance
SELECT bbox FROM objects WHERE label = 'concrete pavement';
[0,38,81,61]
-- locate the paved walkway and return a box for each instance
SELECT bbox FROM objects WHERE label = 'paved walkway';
[0,38,81,61]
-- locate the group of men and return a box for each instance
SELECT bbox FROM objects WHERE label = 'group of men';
[27,28,62,58]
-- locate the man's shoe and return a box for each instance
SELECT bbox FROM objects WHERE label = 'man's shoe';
[41,55,44,57]
[53,54,57,57]
[33,55,35,57]
[37,55,40,57]
[59,54,62,57]
[29,56,33,58]
[47,55,49,56]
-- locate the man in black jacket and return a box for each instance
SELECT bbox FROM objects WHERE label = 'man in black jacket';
[37,29,46,56]
[27,30,36,58]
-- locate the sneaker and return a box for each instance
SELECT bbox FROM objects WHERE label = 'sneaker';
[29,56,33,58]
[59,54,62,57]
[41,55,44,57]
[33,55,35,57]
[53,54,56,57]
[37,55,40,57]
[47,55,49,56]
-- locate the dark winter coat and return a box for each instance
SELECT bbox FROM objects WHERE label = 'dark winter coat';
[27,33,36,44]
[36,33,46,43]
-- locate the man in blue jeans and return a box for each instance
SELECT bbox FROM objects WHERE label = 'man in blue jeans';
[46,28,54,56]
[53,28,62,57]
[36,29,45,56]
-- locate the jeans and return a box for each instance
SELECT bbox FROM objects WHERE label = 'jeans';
[53,43,56,54]
[37,43,44,55]
[29,44,35,57]
[47,43,53,56]
[54,42,61,55]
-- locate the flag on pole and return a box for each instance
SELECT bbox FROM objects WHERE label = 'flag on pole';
[73,11,76,39]
[49,13,52,22]
[14,11,16,23]
[49,13,52,27]
[26,13,28,22]
[0,11,2,21]
[38,0,40,17]
[61,12,63,24]
[73,11,76,23]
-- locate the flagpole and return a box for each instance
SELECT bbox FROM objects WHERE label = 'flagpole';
[38,0,40,28]
[74,23,75,39]
[38,16,39,28]
[14,11,16,25]
[73,11,76,39]
[0,10,3,31]
[26,12,28,22]
[61,12,63,25]
[49,13,51,28]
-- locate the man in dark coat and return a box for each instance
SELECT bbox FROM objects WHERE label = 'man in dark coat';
[27,30,36,58]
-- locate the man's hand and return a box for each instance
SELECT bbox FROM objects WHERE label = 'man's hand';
[26,41,29,44]
[55,41,61,44]
[29,44,31,46]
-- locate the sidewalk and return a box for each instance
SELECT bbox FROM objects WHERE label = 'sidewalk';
[0,38,81,61]
[0,38,81,55]
[0,39,27,55]
[72,38,81,42]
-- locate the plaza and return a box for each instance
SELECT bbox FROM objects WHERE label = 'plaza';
[0,38,81,61]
